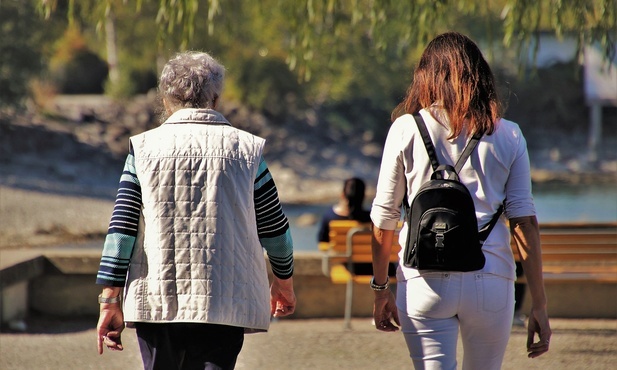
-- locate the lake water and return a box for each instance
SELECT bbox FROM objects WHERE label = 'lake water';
[283,183,617,252]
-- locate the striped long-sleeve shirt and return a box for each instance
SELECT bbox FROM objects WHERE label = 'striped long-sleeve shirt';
[96,150,294,287]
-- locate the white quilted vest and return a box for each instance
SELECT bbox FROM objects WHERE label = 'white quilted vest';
[123,109,270,331]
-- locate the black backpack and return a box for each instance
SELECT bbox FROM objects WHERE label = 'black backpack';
[402,114,503,271]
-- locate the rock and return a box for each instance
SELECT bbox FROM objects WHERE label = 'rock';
[1,94,616,206]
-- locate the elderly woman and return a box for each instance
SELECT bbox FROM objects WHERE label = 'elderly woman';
[95,51,296,369]
[370,32,551,369]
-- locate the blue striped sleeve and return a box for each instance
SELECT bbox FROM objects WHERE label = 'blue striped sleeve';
[96,151,141,287]
[254,157,294,279]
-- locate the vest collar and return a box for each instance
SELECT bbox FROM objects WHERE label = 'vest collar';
[163,108,232,126]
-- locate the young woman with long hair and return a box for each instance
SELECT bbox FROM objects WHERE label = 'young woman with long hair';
[370,32,551,369]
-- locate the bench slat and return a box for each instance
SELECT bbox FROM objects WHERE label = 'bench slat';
[511,233,617,265]
[541,272,617,283]
[539,222,617,229]
[542,264,617,273]
[322,221,616,327]
[325,221,400,283]
[534,234,616,244]
[326,221,617,284]
[540,255,617,263]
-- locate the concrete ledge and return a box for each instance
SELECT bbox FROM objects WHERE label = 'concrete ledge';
[43,249,102,274]
[520,280,617,318]
[2,249,616,325]
[26,251,376,319]
[0,251,49,325]
[0,254,47,289]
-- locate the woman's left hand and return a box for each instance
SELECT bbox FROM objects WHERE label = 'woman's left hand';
[373,289,400,332]
[526,306,552,358]
[270,276,297,318]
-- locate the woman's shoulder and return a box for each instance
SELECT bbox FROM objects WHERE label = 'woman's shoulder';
[388,114,420,143]
[496,117,522,132]
[391,113,418,130]
[321,207,345,222]
[489,117,526,145]
[476,118,529,163]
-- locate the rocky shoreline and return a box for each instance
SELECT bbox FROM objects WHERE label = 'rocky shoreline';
[0,95,615,248]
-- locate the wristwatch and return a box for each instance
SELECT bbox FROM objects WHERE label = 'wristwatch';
[98,294,121,304]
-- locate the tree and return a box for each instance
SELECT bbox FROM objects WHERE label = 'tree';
[39,0,617,79]
[0,1,46,107]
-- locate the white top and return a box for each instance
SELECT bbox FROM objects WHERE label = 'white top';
[370,109,536,281]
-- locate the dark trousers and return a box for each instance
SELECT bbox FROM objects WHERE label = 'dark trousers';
[134,322,244,370]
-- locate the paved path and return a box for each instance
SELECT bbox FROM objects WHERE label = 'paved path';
[1,316,615,369]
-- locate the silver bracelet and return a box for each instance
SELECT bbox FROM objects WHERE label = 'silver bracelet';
[370,276,389,291]
[98,294,121,304]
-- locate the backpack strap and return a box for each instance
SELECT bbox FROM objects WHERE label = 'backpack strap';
[454,131,483,173]
[413,113,440,171]
[405,113,499,239]
[413,113,483,173]
[478,204,504,243]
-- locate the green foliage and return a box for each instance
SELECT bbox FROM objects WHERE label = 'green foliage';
[53,50,109,94]
[500,62,587,133]
[232,56,305,121]
[103,71,132,99]
[39,0,616,78]
[49,27,108,94]
[501,0,617,70]
[0,0,44,107]
[26,0,617,136]
[104,67,157,98]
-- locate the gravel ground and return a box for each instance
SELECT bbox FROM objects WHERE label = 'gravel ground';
[1,180,616,370]
[0,316,615,370]
[1,101,615,368]
[0,186,113,249]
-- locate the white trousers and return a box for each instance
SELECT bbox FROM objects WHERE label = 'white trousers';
[397,272,514,370]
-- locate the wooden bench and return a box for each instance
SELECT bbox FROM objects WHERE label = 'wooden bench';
[511,222,617,283]
[322,220,616,325]
[320,220,401,328]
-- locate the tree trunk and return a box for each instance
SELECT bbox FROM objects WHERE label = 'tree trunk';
[105,8,119,85]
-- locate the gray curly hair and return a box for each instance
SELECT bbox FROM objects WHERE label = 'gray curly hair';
[159,51,225,110]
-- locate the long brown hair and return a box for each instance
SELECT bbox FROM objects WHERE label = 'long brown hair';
[392,32,502,138]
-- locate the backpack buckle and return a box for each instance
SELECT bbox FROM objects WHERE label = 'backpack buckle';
[434,223,447,248]
[434,223,447,263]
[435,233,445,249]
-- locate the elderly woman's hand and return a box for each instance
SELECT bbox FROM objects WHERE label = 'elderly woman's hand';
[270,276,297,317]
[97,303,125,354]
[373,289,400,332]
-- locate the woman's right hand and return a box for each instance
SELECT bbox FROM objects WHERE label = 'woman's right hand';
[97,303,125,354]
[373,289,400,332]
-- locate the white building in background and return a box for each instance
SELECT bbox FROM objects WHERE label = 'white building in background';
[528,34,616,162]
[584,44,617,161]
[527,34,579,67]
